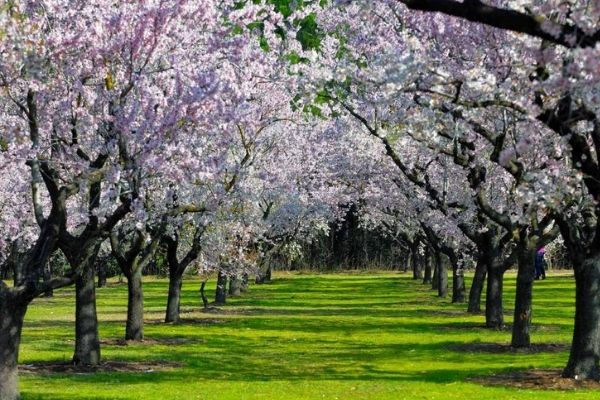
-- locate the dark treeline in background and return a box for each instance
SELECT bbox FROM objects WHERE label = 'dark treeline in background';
[0,204,572,283]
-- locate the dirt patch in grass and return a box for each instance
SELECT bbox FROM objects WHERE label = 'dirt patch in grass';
[201,306,226,314]
[216,307,261,315]
[146,317,227,325]
[438,323,561,332]
[473,369,600,390]
[451,342,569,354]
[174,317,227,325]
[428,310,469,316]
[19,360,182,375]
[101,337,205,346]
[438,323,489,330]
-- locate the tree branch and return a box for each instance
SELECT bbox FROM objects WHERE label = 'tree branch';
[397,0,600,48]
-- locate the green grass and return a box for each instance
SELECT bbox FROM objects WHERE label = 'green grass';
[17,271,596,399]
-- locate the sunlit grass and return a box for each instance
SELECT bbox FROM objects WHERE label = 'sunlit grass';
[18,270,595,399]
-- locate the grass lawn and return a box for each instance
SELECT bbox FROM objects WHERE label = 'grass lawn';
[17,271,596,399]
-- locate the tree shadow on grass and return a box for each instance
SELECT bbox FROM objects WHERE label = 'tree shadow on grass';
[19,273,579,398]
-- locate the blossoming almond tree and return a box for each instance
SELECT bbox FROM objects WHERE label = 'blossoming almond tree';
[0,0,272,396]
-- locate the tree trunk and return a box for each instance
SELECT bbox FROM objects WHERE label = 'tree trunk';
[437,253,449,298]
[422,248,432,284]
[215,270,227,305]
[431,254,439,290]
[73,263,101,365]
[467,259,487,313]
[265,264,272,282]
[240,273,249,293]
[451,258,466,303]
[255,260,269,284]
[485,265,504,329]
[125,269,144,341]
[229,275,242,297]
[200,281,209,309]
[0,291,27,400]
[165,271,183,323]
[97,263,107,288]
[43,261,53,297]
[411,242,422,280]
[563,256,600,380]
[511,246,536,348]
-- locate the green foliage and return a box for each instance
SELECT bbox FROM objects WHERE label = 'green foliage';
[259,35,270,52]
[17,272,589,399]
[303,103,323,118]
[0,136,8,151]
[236,1,325,52]
[267,0,300,18]
[295,13,323,51]
[285,51,310,65]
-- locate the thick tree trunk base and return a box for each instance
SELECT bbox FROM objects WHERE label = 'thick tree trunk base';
[240,273,249,293]
[563,256,600,380]
[229,276,242,297]
[422,255,432,284]
[0,291,27,400]
[165,273,183,323]
[125,270,144,341]
[511,249,535,349]
[467,260,487,313]
[215,271,227,305]
[73,265,101,365]
[485,268,505,329]
[431,259,439,291]
[452,268,466,304]
[437,254,449,298]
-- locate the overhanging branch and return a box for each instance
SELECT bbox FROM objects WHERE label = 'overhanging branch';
[397,0,600,48]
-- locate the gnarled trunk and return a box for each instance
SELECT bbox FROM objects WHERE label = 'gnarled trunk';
[485,265,504,329]
[0,291,27,400]
[215,270,227,305]
[165,271,183,323]
[467,259,487,313]
[563,256,600,379]
[125,269,144,341]
[73,263,101,365]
